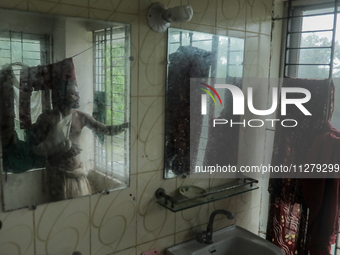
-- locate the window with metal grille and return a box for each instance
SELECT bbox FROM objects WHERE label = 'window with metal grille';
[0,30,51,67]
[282,0,340,131]
[93,27,130,183]
[0,30,51,140]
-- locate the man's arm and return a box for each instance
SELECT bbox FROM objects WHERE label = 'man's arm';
[81,111,129,135]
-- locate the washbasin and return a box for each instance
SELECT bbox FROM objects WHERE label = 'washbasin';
[165,225,283,255]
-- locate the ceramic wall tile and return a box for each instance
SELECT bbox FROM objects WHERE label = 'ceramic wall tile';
[175,205,209,233]
[182,0,217,27]
[34,197,91,255]
[136,235,175,255]
[28,0,59,13]
[115,0,139,14]
[90,175,137,255]
[113,247,136,255]
[59,0,88,7]
[89,0,138,14]
[29,2,89,18]
[0,0,28,10]
[236,187,261,213]
[89,0,116,11]
[246,0,272,35]
[175,225,206,244]
[137,170,176,244]
[243,33,271,78]
[235,206,260,234]
[216,28,246,39]
[242,77,270,97]
[0,209,34,255]
[138,16,167,96]
[89,9,115,20]
[138,96,165,173]
[180,23,216,34]
[216,0,247,31]
[130,97,138,175]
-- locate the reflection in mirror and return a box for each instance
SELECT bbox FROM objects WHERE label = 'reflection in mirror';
[0,9,130,211]
[164,28,244,178]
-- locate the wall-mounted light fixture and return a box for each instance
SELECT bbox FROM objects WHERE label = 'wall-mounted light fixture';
[147,2,193,33]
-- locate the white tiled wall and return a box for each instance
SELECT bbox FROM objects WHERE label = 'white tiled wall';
[0,0,280,254]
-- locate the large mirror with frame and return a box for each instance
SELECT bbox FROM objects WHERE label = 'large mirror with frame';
[0,8,131,211]
[164,28,244,179]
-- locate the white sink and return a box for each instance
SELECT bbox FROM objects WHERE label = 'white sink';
[165,225,283,255]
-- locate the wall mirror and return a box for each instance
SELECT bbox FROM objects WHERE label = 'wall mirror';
[164,28,244,179]
[0,8,131,211]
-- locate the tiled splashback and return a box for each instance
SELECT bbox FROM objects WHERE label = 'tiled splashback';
[0,0,275,254]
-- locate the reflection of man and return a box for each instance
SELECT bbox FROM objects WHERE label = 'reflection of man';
[32,81,129,201]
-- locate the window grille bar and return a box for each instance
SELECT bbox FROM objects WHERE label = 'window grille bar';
[287,46,332,50]
[226,37,231,78]
[21,32,23,63]
[329,0,338,78]
[287,11,336,19]
[104,28,109,175]
[229,50,243,52]
[110,26,114,178]
[191,39,213,42]
[283,0,292,77]
[285,63,331,66]
[9,30,12,63]
[124,25,130,180]
[288,29,334,34]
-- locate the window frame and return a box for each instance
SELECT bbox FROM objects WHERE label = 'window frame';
[282,1,339,79]
[92,26,130,183]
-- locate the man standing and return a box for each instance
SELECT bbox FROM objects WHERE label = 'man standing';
[32,81,129,201]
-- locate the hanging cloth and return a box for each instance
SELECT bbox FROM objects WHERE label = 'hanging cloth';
[19,58,76,128]
[300,121,340,255]
[266,78,335,255]
[0,63,46,173]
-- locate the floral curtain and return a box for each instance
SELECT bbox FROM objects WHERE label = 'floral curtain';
[266,78,335,255]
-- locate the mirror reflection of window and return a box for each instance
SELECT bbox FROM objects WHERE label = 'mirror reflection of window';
[92,27,130,187]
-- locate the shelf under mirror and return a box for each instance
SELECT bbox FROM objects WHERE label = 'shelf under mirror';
[155,178,258,212]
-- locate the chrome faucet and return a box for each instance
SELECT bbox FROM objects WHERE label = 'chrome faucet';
[196,209,234,244]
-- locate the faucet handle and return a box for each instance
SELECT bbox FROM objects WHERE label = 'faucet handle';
[196,231,212,244]
[196,231,207,243]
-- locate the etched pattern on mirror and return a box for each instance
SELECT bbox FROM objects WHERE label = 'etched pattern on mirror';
[0,8,131,211]
[164,28,244,179]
